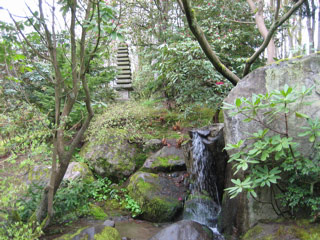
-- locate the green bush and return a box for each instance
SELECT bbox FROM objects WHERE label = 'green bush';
[223,85,320,217]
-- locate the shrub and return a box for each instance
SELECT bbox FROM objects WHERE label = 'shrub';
[223,85,320,217]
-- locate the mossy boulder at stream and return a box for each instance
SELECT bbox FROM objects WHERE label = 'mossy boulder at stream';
[127,171,187,222]
[55,223,121,240]
[142,146,186,173]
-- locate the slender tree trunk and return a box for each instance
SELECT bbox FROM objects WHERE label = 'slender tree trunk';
[317,0,320,51]
[247,0,277,63]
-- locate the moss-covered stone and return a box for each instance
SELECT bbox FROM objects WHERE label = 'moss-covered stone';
[89,204,108,220]
[242,225,263,239]
[142,146,186,173]
[63,162,95,184]
[241,221,320,240]
[127,171,186,222]
[94,226,121,240]
[80,135,137,181]
[55,227,88,240]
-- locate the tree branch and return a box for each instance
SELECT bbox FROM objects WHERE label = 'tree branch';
[243,0,306,77]
[180,0,240,85]
[7,11,51,62]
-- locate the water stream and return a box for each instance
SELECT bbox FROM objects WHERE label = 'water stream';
[185,131,223,238]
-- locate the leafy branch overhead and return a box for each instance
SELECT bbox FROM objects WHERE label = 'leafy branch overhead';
[180,0,306,85]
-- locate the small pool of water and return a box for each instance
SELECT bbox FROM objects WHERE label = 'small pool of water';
[115,220,167,240]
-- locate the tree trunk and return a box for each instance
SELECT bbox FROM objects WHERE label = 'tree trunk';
[317,0,320,51]
[247,0,276,63]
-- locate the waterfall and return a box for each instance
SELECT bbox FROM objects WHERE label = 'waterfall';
[191,131,220,205]
[183,130,224,239]
[191,131,209,194]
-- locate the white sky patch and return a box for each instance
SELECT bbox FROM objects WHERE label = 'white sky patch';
[0,0,37,22]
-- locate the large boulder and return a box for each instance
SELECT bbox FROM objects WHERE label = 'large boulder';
[221,54,320,235]
[149,220,222,240]
[142,146,186,173]
[80,135,137,181]
[127,171,187,222]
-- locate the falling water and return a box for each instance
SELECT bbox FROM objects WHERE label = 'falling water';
[184,131,224,239]
[191,132,220,205]
[191,131,210,194]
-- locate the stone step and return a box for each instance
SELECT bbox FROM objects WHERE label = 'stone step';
[118,49,128,54]
[117,65,130,70]
[117,61,130,66]
[118,70,131,75]
[116,79,132,84]
[114,84,133,90]
[117,53,129,58]
[117,74,131,79]
[118,47,128,51]
[117,57,130,62]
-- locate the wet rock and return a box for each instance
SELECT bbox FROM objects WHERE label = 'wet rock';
[56,225,121,240]
[127,171,187,222]
[149,220,215,240]
[183,195,221,229]
[142,146,186,173]
[103,220,115,227]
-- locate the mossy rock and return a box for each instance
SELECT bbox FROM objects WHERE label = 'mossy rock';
[80,136,137,181]
[63,162,95,184]
[94,226,121,240]
[89,204,108,220]
[241,221,320,240]
[127,171,186,222]
[142,146,186,173]
[56,225,121,240]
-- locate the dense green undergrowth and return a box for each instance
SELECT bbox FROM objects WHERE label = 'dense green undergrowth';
[0,98,216,239]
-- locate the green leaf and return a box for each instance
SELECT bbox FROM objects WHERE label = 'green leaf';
[295,112,309,119]
[235,98,241,107]
[309,135,315,142]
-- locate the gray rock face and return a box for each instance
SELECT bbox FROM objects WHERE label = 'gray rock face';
[142,146,186,173]
[25,162,93,186]
[80,136,137,181]
[149,220,219,240]
[221,54,320,235]
[127,171,187,222]
[143,139,163,152]
[63,162,94,183]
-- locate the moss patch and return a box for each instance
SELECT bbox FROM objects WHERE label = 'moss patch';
[55,227,88,240]
[94,226,121,240]
[89,204,108,220]
[242,225,263,239]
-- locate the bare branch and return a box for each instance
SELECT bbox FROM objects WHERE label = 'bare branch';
[7,11,51,62]
[243,0,306,77]
[180,0,240,85]
[275,0,281,20]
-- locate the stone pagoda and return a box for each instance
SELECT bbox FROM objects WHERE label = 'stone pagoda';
[114,44,133,100]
